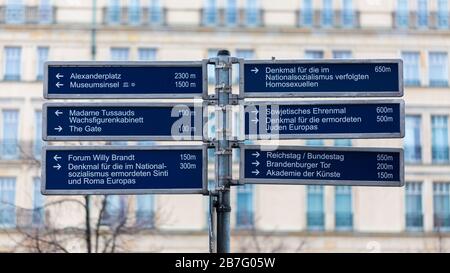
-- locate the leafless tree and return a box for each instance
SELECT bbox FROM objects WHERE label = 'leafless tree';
[8,195,167,253]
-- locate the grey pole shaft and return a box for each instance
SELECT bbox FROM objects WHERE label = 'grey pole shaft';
[216,50,232,253]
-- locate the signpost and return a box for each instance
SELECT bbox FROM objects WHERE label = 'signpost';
[44,61,207,99]
[245,100,405,139]
[42,146,207,195]
[43,102,205,141]
[240,145,404,187]
[41,54,406,253]
[241,59,403,98]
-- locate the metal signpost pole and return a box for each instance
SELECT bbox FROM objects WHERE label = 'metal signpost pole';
[216,50,232,253]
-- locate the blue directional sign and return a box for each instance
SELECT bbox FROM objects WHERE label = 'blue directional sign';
[245,100,404,139]
[240,145,404,186]
[242,59,403,97]
[42,146,207,195]
[43,103,205,141]
[44,61,206,99]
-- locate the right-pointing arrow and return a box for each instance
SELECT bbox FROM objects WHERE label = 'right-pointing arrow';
[53,164,61,170]
[54,126,63,132]
[251,67,259,74]
[252,160,260,167]
[252,169,260,176]
[252,151,260,158]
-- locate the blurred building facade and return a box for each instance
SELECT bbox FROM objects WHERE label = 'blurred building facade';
[0,0,450,252]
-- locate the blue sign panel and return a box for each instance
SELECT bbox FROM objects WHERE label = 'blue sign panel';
[242,60,403,97]
[245,100,404,139]
[42,146,207,195]
[44,103,204,141]
[241,146,404,186]
[44,61,206,99]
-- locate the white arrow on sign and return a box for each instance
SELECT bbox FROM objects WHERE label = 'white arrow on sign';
[252,160,260,167]
[251,169,260,175]
[251,118,258,124]
[55,110,63,117]
[53,164,61,170]
[56,82,64,88]
[56,73,64,80]
[252,151,260,158]
[54,126,63,132]
[251,67,259,74]
[251,109,259,115]
[53,155,62,161]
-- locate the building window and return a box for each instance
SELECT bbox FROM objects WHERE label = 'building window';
[300,0,313,27]
[4,47,22,81]
[429,52,448,87]
[234,49,254,84]
[432,115,449,163]
[396,0,409,28]
[405,182,423,231]
[34,111,42,159]
[402,52,420,86]
[236,185,254,229]
[433,183,450,231]
[307,185,324,230]
[128,0,141,25]
[417,0,428,28]
[333,50,352,59]
[5,0,25,24]
[138,48,156,61]
[32,177,44,227]
[38,0,53,24]
[245,0,260,27]
[404,116,422,163]
[1,110,19,160]
[110,48,129,61]
[108,0,121,24]
[0,178,16,228]
[306,139,324,146]
[102,195,127,226]
[335,186,352,230]
[149,0,163,25]
[305,50,324,59]
[321,0,333,27]
[334,139,352,147]
[203,0,217,26]
[438,0,449,29]
[225,0,238,26]
[36,47,49,81]
[136,195,155,228]
[341,0,354,27]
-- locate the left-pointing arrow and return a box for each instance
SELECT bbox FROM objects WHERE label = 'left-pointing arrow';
[56,82,64,88]
[53,155,62,161]
[56,73,64,79]
[54,126,63,132]
[53,164,61,170]
[55,110,63,116]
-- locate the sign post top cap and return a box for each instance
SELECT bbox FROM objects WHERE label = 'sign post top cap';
[217,50,231,56]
